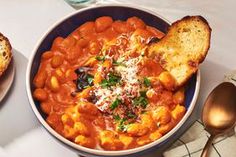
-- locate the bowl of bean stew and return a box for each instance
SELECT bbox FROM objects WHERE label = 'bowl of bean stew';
[26,4,200,157]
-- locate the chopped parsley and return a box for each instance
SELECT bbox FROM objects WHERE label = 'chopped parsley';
[113,114,121,121]
[110,98,122,110]
[133,91,148,109]
[144,77,151,87]
[113,60,125,66]
[117,118,128,132]
[133,97,148,108]
[100,73,121,88]
[96,56,105,62]
[139,91,147,97]
[114,114,135,132]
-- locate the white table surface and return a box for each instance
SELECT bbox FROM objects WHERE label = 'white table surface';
[0,0,236,156]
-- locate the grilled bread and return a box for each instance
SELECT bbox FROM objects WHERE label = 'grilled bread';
[0,33,12,77]
[148,16,211,88]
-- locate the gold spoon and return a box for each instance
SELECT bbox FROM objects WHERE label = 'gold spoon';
[201,82,236,157]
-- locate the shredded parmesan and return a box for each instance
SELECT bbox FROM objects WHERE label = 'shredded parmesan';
[94,56,143,112]
[115,57,141,98]
[93,33,148,112]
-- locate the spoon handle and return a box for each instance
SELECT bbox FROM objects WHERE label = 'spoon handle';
[201,135,215,157]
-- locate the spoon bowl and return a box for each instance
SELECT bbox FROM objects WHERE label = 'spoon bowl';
[201,82,236,157]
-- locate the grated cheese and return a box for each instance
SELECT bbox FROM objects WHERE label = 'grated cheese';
[94,56,143,112]
[93,33,147,113]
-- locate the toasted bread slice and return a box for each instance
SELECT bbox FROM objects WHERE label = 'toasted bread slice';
[148,16,211,88]
[0,33,12,77]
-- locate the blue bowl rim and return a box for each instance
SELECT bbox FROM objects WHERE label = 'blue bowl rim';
[26,4,200,156]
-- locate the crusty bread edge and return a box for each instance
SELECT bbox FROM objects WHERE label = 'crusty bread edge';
[173,15,212,63]
[169,16,212,89]
[0,32,12,77]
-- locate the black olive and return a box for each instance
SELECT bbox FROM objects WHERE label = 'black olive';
[74,67,94,92]
[147,37,160,44]
[77,80,89,91]
[76,74,91,91]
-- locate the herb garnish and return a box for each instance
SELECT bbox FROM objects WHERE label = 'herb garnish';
[117,118,128,131]
[139,91,147,97]
[144,77,151,87]
[100,73,121,88]
[113,112,137,132]
[133,97,148,108]
[133,91,148,109]
[113,114,121,121]
[113,60,125,66]
[96,56,105,62]
[110,98,122,110]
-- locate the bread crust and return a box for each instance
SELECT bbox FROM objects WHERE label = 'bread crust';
[171,16,212,64]
[0,32,12,77]
[149,16,211,89]
[173,16,211,88]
